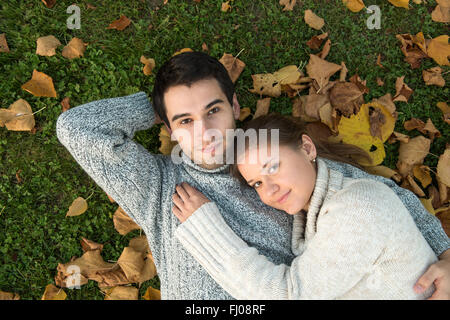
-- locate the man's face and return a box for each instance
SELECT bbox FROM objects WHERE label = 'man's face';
[163,78,240,169]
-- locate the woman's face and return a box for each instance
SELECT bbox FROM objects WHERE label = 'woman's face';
[237,134,317,215]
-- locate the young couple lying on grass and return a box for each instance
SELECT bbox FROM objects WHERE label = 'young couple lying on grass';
[56,51,450,300]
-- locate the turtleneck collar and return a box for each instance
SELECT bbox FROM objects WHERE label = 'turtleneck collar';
[291,156,344,255]
[180,149,231,174]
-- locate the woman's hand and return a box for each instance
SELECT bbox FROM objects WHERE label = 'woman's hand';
[172,182,211,223]
[414,249,450,299]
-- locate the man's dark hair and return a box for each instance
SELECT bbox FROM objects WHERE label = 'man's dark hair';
[152,51,235,129]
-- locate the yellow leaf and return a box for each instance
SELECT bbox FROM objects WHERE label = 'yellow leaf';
[113,206,141,235]
[342,0,365,12]
[427,35,450,66]
[1,99,35,131]
[172,48,193,57]
[21,69,57,98]
[104,286,138,300]
[304,9,325,30]
[143,286,161,300]
[66,197,88,217]
[420,198,436,215]
[42,284,67,300]
[159,125,178,155]
[36,35,61,56]
[221,1,231,12]
[279,0,296,11]
[388,0,410,9]
[62,37,86,59]
[140,55,155,76]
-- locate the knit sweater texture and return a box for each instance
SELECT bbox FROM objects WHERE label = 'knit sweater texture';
[55,91,450,299]
[175,157,439,299]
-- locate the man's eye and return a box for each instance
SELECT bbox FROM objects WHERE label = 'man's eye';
[208,107,219,115]
[180,119,192,125]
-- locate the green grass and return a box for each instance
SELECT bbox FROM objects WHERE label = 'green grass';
[0,0,448,299]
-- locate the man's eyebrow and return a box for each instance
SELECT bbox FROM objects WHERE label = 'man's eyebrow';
[171,99,224,122]
[246,158,273,185]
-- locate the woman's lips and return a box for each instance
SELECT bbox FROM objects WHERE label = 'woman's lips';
[278,190,291,204]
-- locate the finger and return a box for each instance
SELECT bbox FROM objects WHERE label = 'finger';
[176,184,190,201]
[181,182,205,198]
[414,265,439,293]
[172,193,184,209]
[172,205,184,222]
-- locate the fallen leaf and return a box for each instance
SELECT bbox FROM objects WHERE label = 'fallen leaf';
[413,165,432,188]
[437,176,449,204]
[248,73,281,97]
[61,37,86,59]
[393,76,413,102]
[0,33,9,53]
[66,197,88,217]
[304,9,325,30]
[201,42,208,51]
[404,117,425,131]
[143,286,161,300]
[376,53,384,68]
[339,61,348,82]
[343,0,365,12]
[306,54,342,91]
[396,33,428,69]
[117,247,145,283]
[376,77,384,86]
[363,165,402,183]
[329,81,364,117]
[87,3,97,10]
[432,0,450,23]
[61,97,71,112]
[41,0,56,8]
[349,74,369,94]
[437,148,450,187]
[104,286,138,300]
[397,135,431,176]
[221,1,231,12]
[159,125,178,155]
[140,56,155,76]
[254,98,271,119]
[406,174,426,197]
[388,0,410,9]
[219,53,246,83]
[427,35,450,66]
[113,206,141,235]
[239,107,251,121]
[280,0,296,11]
[107,15,131,31]
[80,238,104,253]
[41,284,66,300]
[420,197,435,215]
[319,39,331,59]
[36,35,61,56]
[436,207,450,236]
[1,99,35,131]
[422,118,441,140]
[0,291,20,300]
[423,66,445,87]
[21,70,57,97]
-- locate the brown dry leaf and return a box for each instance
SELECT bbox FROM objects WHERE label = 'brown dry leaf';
[36,35,61,56]
[306,54,342,91]
[436,207,450,236]
[172,48,193,56]
[128,236,151,258]
[280,0,296,11]
[343,0,365,12]
[201,42,208,52]
[0,291,20,300]
[91,265,130,287]
[387,131,410,144]
[319,39,331,59]
[221,1,231,12]
[396,34,428,69]
[436,101,450,124]
[376,53,384,68]
[423,67,445,87]
[396,135,431,177]
[104,286,138,300]
[388,0,410,9]
[292,96,318,122]
[61,97,71,113]
[393,76,413,102]
[413,165,432,188]
[66,197,88,217]
[349,74,369,95]
[306,32,328,50]
[106,193,116,203]
[428,184,442,209]
[0,33,9,53]
[404,117,425,131]
[422,118,441,140]
[319,103,336,133]
[239,107,251,121]
[406,174,426,197]
[113,206,141,235]
[219,53,246,83]
[329,81,364,117]
[437,176,449,204]
[420,197,435,215]
[304,93,329,120]
[437,148,450,187]
[254,98,271,119]
[249,73,281,97]
[427,35,450,66]
[62,37,86,59]
[41,284,66,300]
[16,169,23,184]
[107,15,131,31]
[87,3,97,10]
[21,70,57,97]
[140,56,155,76]
[371,93,397,119]
[376,77,384,86]
[143,286,161,300]
[304,10,325,30]
[80,238,104,253]
[411,32,427,55]
[117,247,145,283]
[339,61,348,82]
[432,0,450,23]
[159,125,178,155]
[363,165,402,183]
[41,0,56,8]
[0,99,35,131]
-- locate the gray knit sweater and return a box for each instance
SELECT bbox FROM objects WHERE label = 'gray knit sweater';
[55,91,450,299]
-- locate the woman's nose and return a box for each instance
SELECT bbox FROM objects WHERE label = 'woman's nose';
[265,180,280,198]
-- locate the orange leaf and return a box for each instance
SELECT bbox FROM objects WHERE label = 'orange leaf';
[107,15,131,31]
[21,70,57,97]
[62,37,86,59]
[0,33,10,53]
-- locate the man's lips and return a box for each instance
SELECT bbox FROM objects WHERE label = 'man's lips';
[201,142,221,153]
[278,190,291,204]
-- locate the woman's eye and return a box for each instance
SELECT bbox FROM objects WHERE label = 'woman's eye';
[253,181,261,189]
[268,163,279,174]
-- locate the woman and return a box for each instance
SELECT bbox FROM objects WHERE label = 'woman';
[171,113,438,299]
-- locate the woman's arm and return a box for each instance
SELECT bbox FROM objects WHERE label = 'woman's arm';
[174,188,391,299]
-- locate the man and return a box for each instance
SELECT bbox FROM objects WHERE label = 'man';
[56,51,450,299]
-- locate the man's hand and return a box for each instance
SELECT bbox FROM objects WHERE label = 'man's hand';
[172,182,210,223]
[414,248,450,300]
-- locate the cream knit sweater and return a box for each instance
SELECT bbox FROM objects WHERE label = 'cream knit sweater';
[175,157,438,299]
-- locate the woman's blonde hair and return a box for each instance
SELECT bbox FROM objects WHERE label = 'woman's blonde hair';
[229,113,373,186]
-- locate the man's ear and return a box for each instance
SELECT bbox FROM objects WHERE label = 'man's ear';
[232,93,240,120]
[163,121,172,135]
